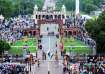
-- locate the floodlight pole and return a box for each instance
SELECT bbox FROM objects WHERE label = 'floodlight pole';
[48,36,50,74]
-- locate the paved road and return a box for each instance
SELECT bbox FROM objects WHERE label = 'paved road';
[40,24,59,35]
[40,24,61,59]
[37,23,63,74]
[27,60,63,74]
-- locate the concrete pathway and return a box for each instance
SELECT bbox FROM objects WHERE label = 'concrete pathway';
[27,60,63,74]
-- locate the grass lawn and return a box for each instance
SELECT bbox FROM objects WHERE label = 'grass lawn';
[9,38,37,56]
[64,37,92,54]
[12,38,37,46]
[64,37,86,46]
[64,47,91,54]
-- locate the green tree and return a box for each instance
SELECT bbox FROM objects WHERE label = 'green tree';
[0,0,44,17]
[14,0,44,15]
[0,0,15,18]
[79,0,98,14]
[0,40,11,54]
[85,11,105,53]
[35,0,44,10]
[56,0,105,14]
[56,0,75,11]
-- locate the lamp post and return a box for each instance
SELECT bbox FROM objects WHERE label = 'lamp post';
[48,36,51,74]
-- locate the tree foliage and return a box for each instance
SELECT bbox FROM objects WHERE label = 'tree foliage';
[56,0,105,14]
[0,0,105,17]
[0,40,11,54]
[85,11,105,53]
[0,0,14,18]
[0,0,44,18]
[56,0,75,11]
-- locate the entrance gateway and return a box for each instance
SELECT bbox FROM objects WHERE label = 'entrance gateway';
[31,3,81,54]
[22,0,95,56]
[32,3,66,53]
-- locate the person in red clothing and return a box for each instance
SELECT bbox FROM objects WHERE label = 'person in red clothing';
[92,64,95,74]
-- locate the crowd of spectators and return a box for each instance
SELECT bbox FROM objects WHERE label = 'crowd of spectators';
[63,54,105,74]
[0,63,25,74]
[65,16,86,28]
[0,14,96,51]
[65,15,96,50]
[0,15,35,43]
